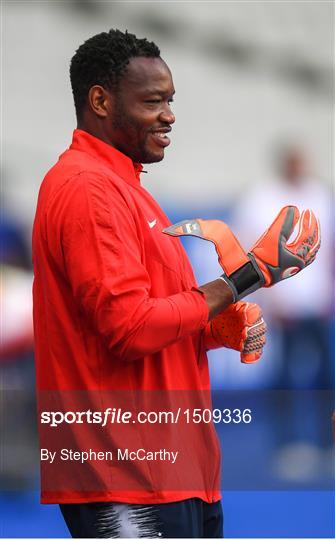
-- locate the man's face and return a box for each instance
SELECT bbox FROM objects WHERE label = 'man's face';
[108,57,175,163]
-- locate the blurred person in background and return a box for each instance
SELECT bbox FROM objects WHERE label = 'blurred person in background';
[232,143,333,390]
[32,29,321,538]
[230,144,334,486]
[1,204,36,489]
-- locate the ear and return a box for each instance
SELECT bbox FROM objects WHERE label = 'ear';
[88,85,112,118]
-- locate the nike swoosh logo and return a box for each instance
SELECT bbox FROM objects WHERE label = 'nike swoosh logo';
[148,219,157,229]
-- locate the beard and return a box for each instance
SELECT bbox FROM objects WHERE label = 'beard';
[111,99,164,164]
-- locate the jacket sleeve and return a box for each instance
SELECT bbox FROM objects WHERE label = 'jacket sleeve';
[46,171,209,361]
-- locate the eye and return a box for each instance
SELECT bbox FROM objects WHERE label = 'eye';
[145,99,161,104]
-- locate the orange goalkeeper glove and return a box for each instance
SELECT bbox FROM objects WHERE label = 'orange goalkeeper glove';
[163,206,320,302]
[204,301,267,363]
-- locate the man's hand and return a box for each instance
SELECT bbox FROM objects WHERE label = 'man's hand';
[163,206,320,302]
[204,302,267,363]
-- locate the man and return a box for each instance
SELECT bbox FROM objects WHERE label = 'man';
[32,30,319,538]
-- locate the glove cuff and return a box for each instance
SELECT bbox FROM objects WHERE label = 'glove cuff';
[222,254,265,302]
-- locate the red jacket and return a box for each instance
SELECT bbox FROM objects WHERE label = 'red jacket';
[33,129,221,504]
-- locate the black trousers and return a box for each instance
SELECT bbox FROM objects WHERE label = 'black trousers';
[60,497,223,538]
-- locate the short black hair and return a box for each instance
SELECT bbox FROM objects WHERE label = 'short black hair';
[70,29,160,119]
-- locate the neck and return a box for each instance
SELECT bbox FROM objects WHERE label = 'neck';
[77,120,114,147]
[77,104,117,146]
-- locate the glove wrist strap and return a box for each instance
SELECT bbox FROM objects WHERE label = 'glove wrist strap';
[222,254,265,302]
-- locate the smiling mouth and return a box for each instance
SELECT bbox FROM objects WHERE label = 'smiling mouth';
[150,130,171,148]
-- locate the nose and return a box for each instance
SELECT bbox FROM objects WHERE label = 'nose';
[159,105,175,125]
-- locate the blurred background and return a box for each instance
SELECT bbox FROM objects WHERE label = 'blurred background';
[1,0,334,537]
